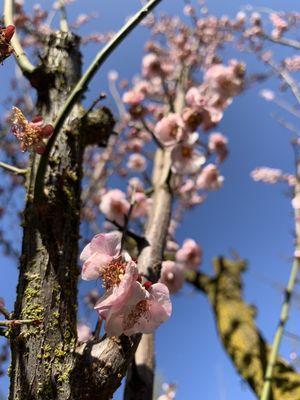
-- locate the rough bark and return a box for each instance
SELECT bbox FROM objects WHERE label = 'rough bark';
[186,257,300,400]
[8,31,114,400]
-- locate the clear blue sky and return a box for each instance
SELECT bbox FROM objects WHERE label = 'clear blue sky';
[1,0,300,399]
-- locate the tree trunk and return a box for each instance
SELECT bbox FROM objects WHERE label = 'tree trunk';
[9,31,83,400]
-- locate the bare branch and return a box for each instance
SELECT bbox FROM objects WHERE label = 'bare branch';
[262,33,300,50]
[266,59,300,104]
[0,161,27,175]
[3,0,36,74]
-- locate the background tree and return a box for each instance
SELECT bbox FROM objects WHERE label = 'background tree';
[1,1,300,400]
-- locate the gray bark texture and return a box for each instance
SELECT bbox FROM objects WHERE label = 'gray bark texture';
[8,31,115,400]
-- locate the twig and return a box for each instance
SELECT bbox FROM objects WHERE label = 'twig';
[106,218,148,252]
[262,34,300,50]
[33,0,163,200]
[4,0,36,73]
[141,118,163,148]
[82,93,107,119]
[121,187,136,251]
[260,164,300,400]
[266,59,300,105]
[0,318,41,327]
[0,161,27,175]
[0,304,10,319]
[58,0,69,32]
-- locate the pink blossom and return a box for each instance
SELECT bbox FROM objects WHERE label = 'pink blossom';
[284,56,300,72]
[80,231,122,280]
[122,90,145,106]
[95,261,139,321]
[292,194,300,210]
[183,5,194,16]
[99,189,130,225]
[142,53,161,77]
[160,261,185,294]
[197,164,224,190]
[176,239,202,270]
[97,281,172,336]
[132,192,152,218]
[10,107,54,154]
[260,89,275,101]
[128,177,144,192]
[208,132,228,162]
[127,153,147,172]
[269,13,288,38]
[251,167,283,184]
[77,322,92,343]
[154,113,185,145]
[171,133,205,175]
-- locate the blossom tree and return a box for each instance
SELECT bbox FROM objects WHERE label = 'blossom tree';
[1,1,300,400]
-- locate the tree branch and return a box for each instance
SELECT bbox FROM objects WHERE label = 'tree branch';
[0,161,27,175]
[187,257,300,400]
[262,34,300,50]
[33,0,163,200]
[3,0,36,74]
[266,59,300,104]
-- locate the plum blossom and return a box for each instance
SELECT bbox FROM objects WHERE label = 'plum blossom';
[99,189,130,225]
[95,261,139,321]
[0,25,15,63]
[77,322,92,343]
[142,53,161,77]
[260,89,275,101]
[132,192,152,218]
[284,56,300,72]
[80,231,122,281]
[208,132,228,162]
[127,153,147,172]
[269,13,288,38]
[171,132,205,175]
[251,167,283,184]
[158,383,176,400]
[96,281,172,336]
[122,90,145,106]
[10,107,54,153]
[292,194,300,210]
[160,261,185,294]
[154,113,185,145]
[176,239,202,270]
[197,163,224,190]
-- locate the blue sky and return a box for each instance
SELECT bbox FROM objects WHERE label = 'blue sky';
[1,0,300,399]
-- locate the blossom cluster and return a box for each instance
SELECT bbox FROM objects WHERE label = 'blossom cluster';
[80,231,172,336]
[10,107,54,154]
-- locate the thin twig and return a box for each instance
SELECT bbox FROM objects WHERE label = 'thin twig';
[121,187,136,251]
[0,318,41,327]
[0,304,10,319]
[58,0,69,32]
[260,159,300,400]
[0,161,27,175]
[141,118,163,148]
[106,218,148,251]
[4,0,36,73]
[262,34,300,50]
[33,0,163,200]
[266,59,300,104]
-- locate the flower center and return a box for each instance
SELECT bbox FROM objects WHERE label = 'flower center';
[101,258,126,289]
[123,300,150,331]
[181,146,192,158]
